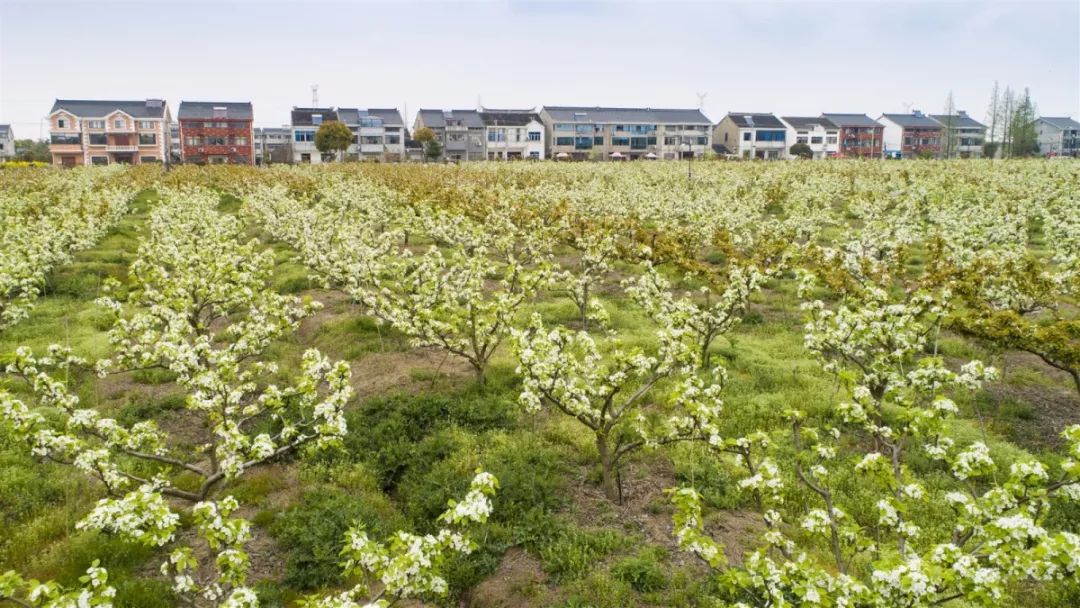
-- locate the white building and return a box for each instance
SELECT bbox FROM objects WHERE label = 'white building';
[930,111,986,158]
[780,116,839,159]
[290,107,337,164]
[338,108,406,161]
[479,109,545,160]
[713,112,788,159]
[0,124,14,161]
[1034,116,1080,157]
[540,106,711,161]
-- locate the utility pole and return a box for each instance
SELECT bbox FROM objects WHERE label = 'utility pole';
[311,85,319,107]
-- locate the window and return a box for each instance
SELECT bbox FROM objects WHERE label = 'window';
[386,135,400,144]
[664,136,677,145]
[142,156,158,163]
[362,136,381,145]
[696,137,708,145]
[114,119,125,129]
[312,114,323,126]
[514,129,523,142]
[88,120,105,129]
[89,134,107,146]
[294,130,314,142]
[742,132,751,141]
[528,131,541,141]
[797,136,808,144]
[300,153,311,163]
[811,136,823,144]
[139,134,156,145]
[488,129,505,142]
[207,136,226,145]
[529,151,540,159]
[594,136,604,146]
[630,137,647,150]
[826,135,837,144]
[612,136,630,146]
[138,121,154,129]
[58,118,69,128]
[50,134,80,145]
[755,130,785,142]
[91,156,108,165]
[575,124,592,134]
[555,123,575,131]
[360,117,383,128]
[556,137,573,146]
[186,137,203,146]
[574,136,592,150]
[234,137,248,145]
[646,136,656,145]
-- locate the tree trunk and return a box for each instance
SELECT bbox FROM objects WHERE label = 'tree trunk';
[597,434,620,502]
[474,362,486,387]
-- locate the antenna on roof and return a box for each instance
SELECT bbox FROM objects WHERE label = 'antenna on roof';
[477,95,483,111]
[901,101,913,114]
[696,92,706,110]
[311,85,319,107]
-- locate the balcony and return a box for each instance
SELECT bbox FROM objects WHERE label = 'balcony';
[106,145,139,152]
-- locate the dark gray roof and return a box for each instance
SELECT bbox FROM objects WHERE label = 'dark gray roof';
[254,127,291,136]
[782,116,839,130]
[178,101,253,120]
[479,111,541,127]
[291,107,338,126]
[929,113,986,129]
[822,113,883,128]
[1037,117,1080,130]
[542,106,711,124]
[50,99,167,118]
[418,109,484,129]
[336,108,404,127]
[880,113,943,129]
[724,112,786,129]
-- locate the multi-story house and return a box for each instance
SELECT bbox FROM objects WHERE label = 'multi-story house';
[414,109,487,161]
[169,124,181,164]
[479,109,545,160]
[178,101,254,165]
[254,127,292,164]
[337,108,406,161]
[930,111,986,158]
[540,106,711,161]
[822,113,883,159]
[713,113,787,160]
[780,116,840,159]
[48,99,171,166]
[291,107,338,164]
[0,124,14,161]
[879,111,943,159]
[1034,116,1080,157]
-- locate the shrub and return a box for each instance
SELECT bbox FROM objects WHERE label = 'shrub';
[611,548,670,592]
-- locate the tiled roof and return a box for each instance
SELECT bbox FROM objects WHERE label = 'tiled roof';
[822,113,883,128]
[178,101,253,120]
[880,113,943,128]
[418,109,484,129]
[929,113,986,129]
[337,108,405,127]
[725,112,786,129]
[291,107,338,126]
[479,110,541,127]
[1037,117,1080,130]
[50,99,167,118]
[542,106,711,124]
[782,116,839,130]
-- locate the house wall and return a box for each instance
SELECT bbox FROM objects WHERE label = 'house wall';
[180,119,254,165]
[49,107,169,166]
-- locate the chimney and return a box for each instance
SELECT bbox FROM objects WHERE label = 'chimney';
[958,110,968,118]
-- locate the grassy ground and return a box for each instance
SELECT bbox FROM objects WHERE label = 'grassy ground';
[2,187,1077,607]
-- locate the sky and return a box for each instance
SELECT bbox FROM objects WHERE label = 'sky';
[1,0,1077,137]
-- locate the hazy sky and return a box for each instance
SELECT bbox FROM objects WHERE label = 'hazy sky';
[1,0,1077,137]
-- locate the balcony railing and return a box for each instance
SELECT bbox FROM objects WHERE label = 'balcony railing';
[106,145,139,152]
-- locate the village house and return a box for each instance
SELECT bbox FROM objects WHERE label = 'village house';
[48,99,171,166]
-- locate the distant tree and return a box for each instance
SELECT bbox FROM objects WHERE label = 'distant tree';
[414,126,442,162]
[314,120,352,162]
[985,81,1001,157]
[1008,88,1039,157]
[14,138,50,162]
[942,91,956,158]
[999,86,1015,157]
[789,142,813,159]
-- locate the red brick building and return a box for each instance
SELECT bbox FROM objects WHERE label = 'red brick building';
[178,101,254,165]
[879,112,944,159]
[822,113,884,159]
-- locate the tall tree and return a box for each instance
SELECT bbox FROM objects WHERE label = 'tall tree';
[942,91,957,158]
[1008,88,1039,157]
[985,81,1000,158]
[314,120,353,162]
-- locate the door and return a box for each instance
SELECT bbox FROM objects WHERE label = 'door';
[61,156,76,167]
